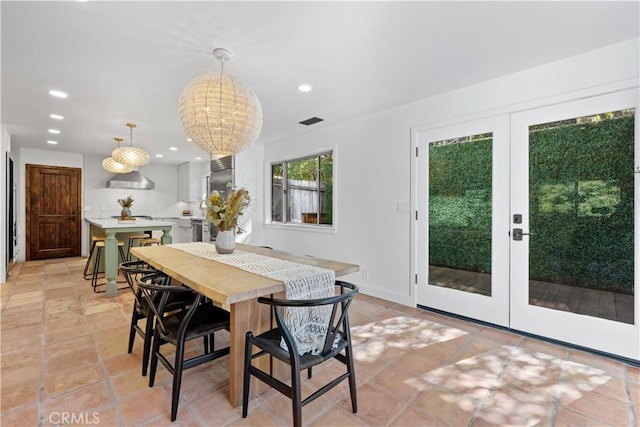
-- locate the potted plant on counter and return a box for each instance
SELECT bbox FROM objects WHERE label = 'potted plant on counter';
[118,195,134,220]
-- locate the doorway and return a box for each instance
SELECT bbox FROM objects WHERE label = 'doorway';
[26,164,82,260]
[415,89,638,360]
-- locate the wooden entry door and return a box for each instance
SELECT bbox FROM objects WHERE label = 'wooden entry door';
[26,164,82,260]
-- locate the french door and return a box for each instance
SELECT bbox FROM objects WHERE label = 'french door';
[415,115,511,326]
[415,89,639,360]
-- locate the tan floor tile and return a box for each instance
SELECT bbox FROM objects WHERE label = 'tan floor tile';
[111,368,152,401]
[475,385,555,426]
[554,406,616,427]
[310,405,369,427]
[189,386,243,426]
[564,389,631,426]
[477,326,522,347]
[452,336,506,363]
[45,347,99,372]
[413,385,478,426]
[45,324,90,344]
[519,337,569,360]
[591,376,630,401]
[352,356,388,383]
[389,405,446,427]
[102,352,144,377]
[45,334,95,358]
[0,379,40,412]
[256,380,336,426]
[233,405,289,427]
[43,363,104,397]
[370,364,428,400]
[45,296,83,314]
[568,349,625,379]
[626,364,640,384]
[1,332,43,355]
[43,382,112,418]
[338,383,405,426]
[44,287,77,300]
[118,385,179,425]
[0,404,40,427]
[0,359,41,388]
[177,362,229,404]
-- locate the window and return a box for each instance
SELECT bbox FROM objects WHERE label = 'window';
[271,152,333,225]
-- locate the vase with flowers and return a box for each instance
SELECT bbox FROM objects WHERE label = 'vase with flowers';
[118,195,134,219]
[206,183,250,254]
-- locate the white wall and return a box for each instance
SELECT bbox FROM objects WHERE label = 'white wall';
[1,125,9,283]
[253,38,639,306]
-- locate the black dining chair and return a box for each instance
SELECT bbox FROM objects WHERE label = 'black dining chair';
[119,261,194,376]
[242,280,359,427]
[137,273,231,422]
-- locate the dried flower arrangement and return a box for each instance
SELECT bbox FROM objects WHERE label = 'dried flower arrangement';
[206,183,250,231]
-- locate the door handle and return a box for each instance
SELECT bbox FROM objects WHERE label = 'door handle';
[513,228,535,241]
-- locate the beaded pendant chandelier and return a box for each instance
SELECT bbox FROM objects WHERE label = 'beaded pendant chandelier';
[103,138,134,173]
[178,48,262,156]
[112,123,150,167]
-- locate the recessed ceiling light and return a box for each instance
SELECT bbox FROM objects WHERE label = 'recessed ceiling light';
[49,114,64,120]
[49,90,68,98]
[48,129,61,134]
[155,154,163,158]
[169,147,178,151]
[298,84,312,92]
[195,157,202,160]
[46,140,58,145]
[187,138,192,142]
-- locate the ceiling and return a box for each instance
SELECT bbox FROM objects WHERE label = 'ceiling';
[2,1,638,164]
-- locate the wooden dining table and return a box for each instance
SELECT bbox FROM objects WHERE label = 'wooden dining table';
[130,243,359,407]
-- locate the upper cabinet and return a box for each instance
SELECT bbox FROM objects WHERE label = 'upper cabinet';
[178,161,209,202]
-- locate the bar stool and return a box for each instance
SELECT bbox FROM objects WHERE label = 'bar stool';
[126,233,150,260]
[139,237,162,246]
[91,240,127,293]
[83,236,107,279]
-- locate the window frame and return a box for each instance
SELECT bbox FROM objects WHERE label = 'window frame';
[269,150,334,229]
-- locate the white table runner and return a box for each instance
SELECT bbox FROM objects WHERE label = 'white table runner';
[168,242,335,355]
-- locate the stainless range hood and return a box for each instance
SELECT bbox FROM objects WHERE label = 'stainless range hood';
[106,170,155,190]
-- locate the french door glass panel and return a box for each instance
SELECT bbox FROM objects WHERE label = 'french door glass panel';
[429,133,493,296]
[416,116,510,326]
[510,89,638,359]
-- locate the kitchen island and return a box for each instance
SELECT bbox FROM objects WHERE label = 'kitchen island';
[85,218,174,297]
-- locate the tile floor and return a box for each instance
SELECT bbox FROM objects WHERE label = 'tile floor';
[1,257,638,426]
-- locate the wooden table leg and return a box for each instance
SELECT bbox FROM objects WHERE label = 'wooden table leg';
[228,298,271,407]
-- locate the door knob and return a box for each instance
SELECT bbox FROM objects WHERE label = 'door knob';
[513,228,535,241]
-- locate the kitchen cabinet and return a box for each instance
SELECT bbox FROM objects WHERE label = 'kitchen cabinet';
[178,161,209,202]
[153,217,192,243]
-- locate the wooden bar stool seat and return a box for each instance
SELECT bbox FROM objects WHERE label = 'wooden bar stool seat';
[139,238,162,246]
[83,235,107,279]
[91,240,127,293]
[127,233,150,260]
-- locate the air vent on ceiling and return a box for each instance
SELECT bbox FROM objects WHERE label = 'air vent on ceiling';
[299,116,324,126]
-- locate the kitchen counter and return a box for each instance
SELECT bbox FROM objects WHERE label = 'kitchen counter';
[85,218,175,228]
